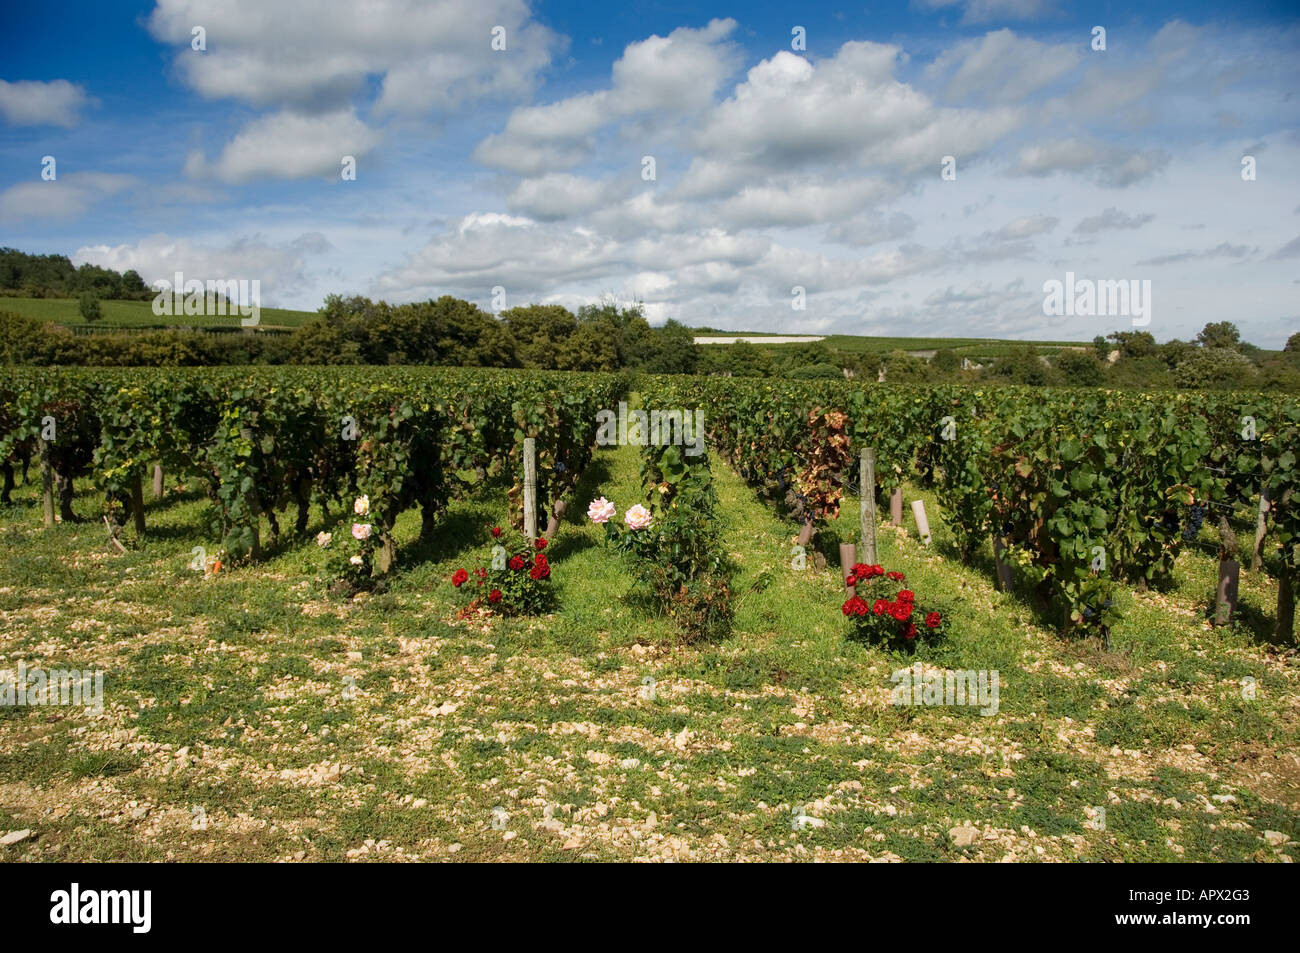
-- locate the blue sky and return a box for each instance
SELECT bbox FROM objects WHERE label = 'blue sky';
[1,0,1297,345]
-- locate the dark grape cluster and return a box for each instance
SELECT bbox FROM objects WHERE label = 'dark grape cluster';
[1182,503,1206,541]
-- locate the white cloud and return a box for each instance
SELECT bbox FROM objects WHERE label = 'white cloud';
[474,19,741,174]
[74,233,333,303]
[914,0,1055,26]
[147,0,556,114]
[924,30,1079,104]
[185,109,381,183]
[0,172,135,224]
[1012,139,1170,187]
[0,79,93,127]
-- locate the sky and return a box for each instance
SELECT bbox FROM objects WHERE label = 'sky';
[1,0,1297,345]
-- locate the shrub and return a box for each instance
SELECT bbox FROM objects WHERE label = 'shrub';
[317,495,380,595]
[1056,350,1105,387]
[449,526,556,616]
[78,292,101,322]
[590,443,733,641]
[841,564,947,651]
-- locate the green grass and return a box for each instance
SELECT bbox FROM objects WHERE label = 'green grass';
[0,436,1296,862]
[0,296,317,329]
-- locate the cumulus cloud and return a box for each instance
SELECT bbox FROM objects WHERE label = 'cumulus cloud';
[474,19,741,174]
[184,109,381,183]
[74,233,334,303]
[692,43,1021,182]
[147,0,556,114]
[0,172,135,224]
[0,79,93,127]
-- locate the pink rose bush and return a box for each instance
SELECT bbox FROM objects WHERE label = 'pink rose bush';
[319,497,379,595]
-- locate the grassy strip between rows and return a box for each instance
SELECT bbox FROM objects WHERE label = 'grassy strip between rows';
[0,438,1297,862]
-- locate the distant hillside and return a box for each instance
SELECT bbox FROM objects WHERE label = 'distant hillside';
[0,296,317,330]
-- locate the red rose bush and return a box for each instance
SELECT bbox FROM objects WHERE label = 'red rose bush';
[841,564,947,650]
[450,526,555,616]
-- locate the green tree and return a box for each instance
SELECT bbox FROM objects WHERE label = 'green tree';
[642,319,699,374]
[1173,347,1257,389]
[1283,331,1300,352]
[78,292,102,323]
[1195,321,1241,350]
[502,304,578,369]
[1158,338,1196,369]
[989,345,1055,386]
[882,349,928,383]
[933,348,960,373]
[555,320,619,371]
[1106,330,1157,359]
[1056,350,1106,386]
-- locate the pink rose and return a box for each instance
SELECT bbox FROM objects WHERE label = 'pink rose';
[587,497,617,524]
[624,504,652,531]
[352,523,372,541]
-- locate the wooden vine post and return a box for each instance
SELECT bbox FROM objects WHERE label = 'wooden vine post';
[860,448,877,565]
[37,435,55,528]
[153,464,165,498]
[523,437,538,542]
[889,487,903,525]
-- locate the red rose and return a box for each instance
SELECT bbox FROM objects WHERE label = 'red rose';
[488,589,502,604]
[898,589,915,604]
[530,563,551,580]
[871,564,883,576]
[509,555,525,571]
[903,622,917,640]
[873,599,889,616]
[890,601,913,622]
[491,527,502,538]
[845,574,857,587]
[887,571,905,582]
[452,568,469,587]
[475,568,487,578]
[925,612,941,628]
[536,537,547,550]
[843,595,868,617]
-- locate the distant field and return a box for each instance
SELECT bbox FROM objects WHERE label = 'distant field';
[0,296,317,329]
[706,332,1091,361]
[816,335,1088,357]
